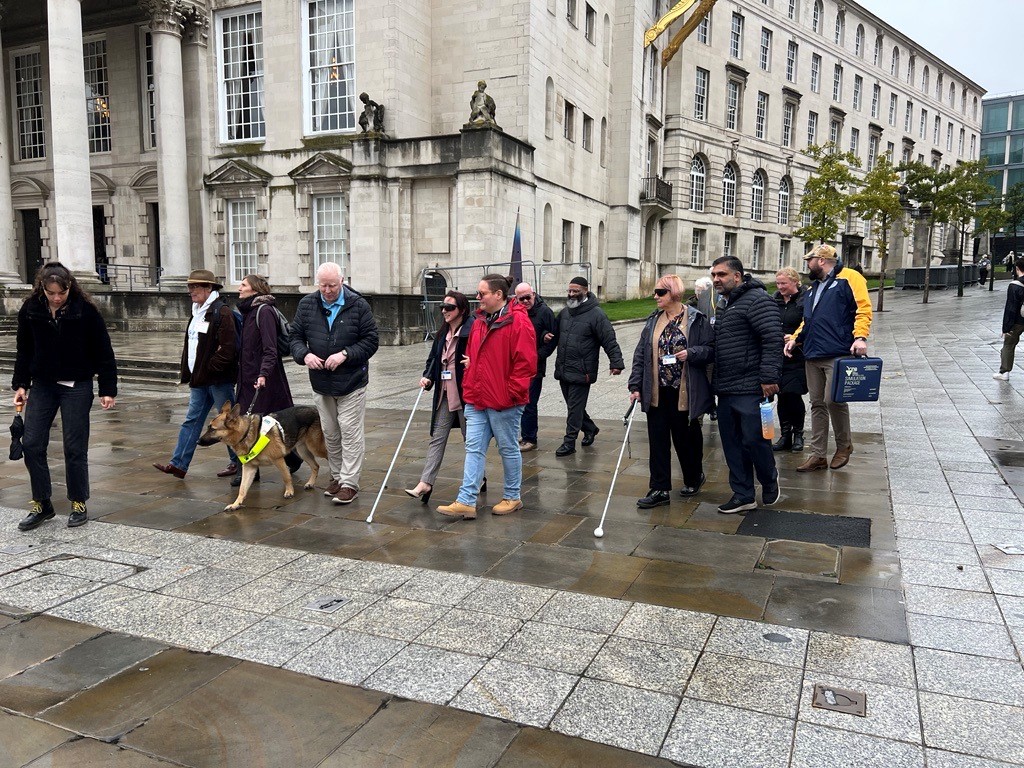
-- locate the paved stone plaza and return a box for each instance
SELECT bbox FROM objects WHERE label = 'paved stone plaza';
[1,287,1024,767]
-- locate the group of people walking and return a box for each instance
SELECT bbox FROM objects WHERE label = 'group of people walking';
[11,241,872,531]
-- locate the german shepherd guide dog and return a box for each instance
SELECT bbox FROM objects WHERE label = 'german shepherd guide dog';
[199,403,328,511]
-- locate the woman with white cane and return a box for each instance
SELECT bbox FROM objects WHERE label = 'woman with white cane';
[405,290,477,504]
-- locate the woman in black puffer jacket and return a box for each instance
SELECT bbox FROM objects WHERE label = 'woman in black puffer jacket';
[772,267,808,452]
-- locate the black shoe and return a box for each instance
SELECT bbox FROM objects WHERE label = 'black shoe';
[18,499,55,531]
[480,477,488,493]
[637,489,671,509]
[284,451,303,473]
[717,496,757,515]
[231,468,261,487]
[772,425,793,452]
[582,428,600,447]
[791,430,805,452]
[555,442,576,457]
[679,472,707,497]
[762,484,781,506]
[68,501,89,528]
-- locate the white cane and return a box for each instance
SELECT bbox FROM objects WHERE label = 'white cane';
[594,400,638,538]
[366,386,425,523]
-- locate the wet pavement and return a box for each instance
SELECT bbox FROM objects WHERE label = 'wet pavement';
[0,286,1022,767]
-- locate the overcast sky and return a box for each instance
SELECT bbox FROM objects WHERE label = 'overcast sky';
[857,0,1022,95]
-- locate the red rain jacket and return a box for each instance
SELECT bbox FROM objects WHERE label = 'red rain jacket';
[462,300,537,411]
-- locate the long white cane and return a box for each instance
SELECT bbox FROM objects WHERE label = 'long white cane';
[594,400,638,538]
[366,387,425,523]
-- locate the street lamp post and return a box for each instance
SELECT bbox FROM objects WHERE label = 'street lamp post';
[900,186,934,304]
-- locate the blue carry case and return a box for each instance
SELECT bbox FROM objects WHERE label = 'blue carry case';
[830,356,883,403]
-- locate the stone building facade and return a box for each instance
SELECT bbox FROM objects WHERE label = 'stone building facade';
[0,0,985,324]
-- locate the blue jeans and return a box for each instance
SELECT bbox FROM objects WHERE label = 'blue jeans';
[716,393,778,503]
[457,403,525,505]
[170,383,236,471]
[22,381,94,502]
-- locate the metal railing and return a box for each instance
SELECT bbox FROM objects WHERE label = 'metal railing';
[95,263,162,291]
[640,176,673,207]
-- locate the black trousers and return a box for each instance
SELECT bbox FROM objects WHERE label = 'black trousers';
[22,380,94,502]
[646,386,703,491]
[520,375,544,443]
[777,392,806,431]
[560,381,596,443]
[716,393,778,503]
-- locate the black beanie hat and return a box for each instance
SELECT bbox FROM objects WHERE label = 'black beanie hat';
[570,276,589,289]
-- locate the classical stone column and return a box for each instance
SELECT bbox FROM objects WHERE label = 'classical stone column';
[47,0,97,282]
[0,1,24,285]
[141,0,191,287]
[182,6,211,272]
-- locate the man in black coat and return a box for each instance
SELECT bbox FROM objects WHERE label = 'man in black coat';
[289,262,379,504]
[710,257,783,514]
[550,277,624,457]
[514,282,557,452]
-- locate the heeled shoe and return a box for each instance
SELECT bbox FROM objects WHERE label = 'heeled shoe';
[404,486,433,504]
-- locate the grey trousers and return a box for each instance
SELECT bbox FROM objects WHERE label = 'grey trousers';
[313,386,367,490]
[420,399,466,486]
[805,357,852,459]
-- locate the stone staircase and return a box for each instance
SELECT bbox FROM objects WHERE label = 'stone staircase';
[0,350,180,387]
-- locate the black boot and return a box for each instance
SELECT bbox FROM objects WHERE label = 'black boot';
[791,429,805,452]
[772,423,793,452]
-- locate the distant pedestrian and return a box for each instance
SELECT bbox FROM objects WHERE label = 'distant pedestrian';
[513,282,556,452]
[1007,252,1016,275]
[785,244,872,472]
[978,256,990,287]
[550,277,624,456]
[438,274,537,520]
[994,257,1024,381]
[772,268,808,453]
[709,257,782,514]
[691,276,718,421]
[153,269,238,481]
[13,263,117,531]
[629,275,714,509]
[289,262,379,504]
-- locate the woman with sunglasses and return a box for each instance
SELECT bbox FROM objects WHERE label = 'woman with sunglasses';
[628,274,714,509]
[405,291,477,503]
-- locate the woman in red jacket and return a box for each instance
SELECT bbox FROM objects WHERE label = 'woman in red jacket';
[438,274,537,520]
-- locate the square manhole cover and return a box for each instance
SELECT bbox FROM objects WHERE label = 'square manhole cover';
[303,596,351,614]
[811,683,867,717]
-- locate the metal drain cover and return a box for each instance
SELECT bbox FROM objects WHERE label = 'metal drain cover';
[811,684,867,716]
[303,596,351,614]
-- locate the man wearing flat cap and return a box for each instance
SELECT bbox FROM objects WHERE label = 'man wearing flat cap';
[153,269,238,479]
[548,276,624,456]
[785,244,873,472]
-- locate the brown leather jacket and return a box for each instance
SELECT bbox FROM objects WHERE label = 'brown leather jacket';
[179,298,238,387]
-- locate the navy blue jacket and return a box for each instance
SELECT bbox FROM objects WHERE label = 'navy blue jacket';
[795,265,872,360]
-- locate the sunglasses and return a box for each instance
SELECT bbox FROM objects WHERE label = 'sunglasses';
[440,304,458,312]
[517,295,533,303]
[653,288,669,297]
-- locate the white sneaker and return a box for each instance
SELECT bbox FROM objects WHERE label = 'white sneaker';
[993,372,1010,381]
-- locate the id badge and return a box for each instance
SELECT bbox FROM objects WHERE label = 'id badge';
[440,370,453,380]
[661,354,677,366]
[195,320,210,334]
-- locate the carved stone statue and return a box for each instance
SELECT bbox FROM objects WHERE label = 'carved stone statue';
[358,92,385,135]
[465,80,499,130]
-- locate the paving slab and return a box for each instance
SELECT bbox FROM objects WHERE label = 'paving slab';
[660,698,794,768]
[791,723,924,768]
[0,615,103,680]
[0,710,72,768]
[685,652,804,718]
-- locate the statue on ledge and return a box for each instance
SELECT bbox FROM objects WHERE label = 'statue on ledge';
[464,80,500,130]
[358,92,385,135]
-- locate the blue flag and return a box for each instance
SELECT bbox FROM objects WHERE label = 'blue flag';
[510,209,523,283]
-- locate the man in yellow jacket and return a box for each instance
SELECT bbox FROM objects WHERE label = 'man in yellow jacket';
[784,244,872,472]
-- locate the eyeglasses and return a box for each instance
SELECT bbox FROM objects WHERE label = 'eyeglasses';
[516,295,533,303]
[653,288,669,297]
[475,290,494,299]
[440,304,458,312]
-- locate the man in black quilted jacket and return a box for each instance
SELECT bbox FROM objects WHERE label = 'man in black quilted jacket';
[710,257,783,514]
[289,262,379,504]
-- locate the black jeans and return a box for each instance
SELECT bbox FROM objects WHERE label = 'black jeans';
[560,381,597,443]
[716,393,778,503]
[777,392,806,431]
[520,375,544,443]
[22,381,94,502]
[646,386,703,491]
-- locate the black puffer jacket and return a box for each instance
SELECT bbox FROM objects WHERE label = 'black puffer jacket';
[528,296,558,377]
[713,276,783,396]
[13,295,117,397]
[553,296,624,384]
[628,307,714,418]
[289,286,379,397]
[421,316,475,436]
[1002,279,1024,333]
[774,288,808,395]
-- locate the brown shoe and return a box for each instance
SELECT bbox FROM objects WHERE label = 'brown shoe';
[519,441,537,452]
[830,445,853,470]
[153,462,186,479]
[437,501,477,519]
[796,456,828,473]
[332,487,358,504]
[492,498,523,515]
[323,479,342,497]
[217,463,239,478]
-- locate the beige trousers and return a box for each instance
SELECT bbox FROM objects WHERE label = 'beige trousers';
[313,386,367,490]
[804,358,852,459]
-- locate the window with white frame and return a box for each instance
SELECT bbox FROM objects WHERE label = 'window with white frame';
[811,0,822,33]
[227,199,258,283]
[852,75,862,111]
[807,111,818,145]
[647,45,658,105]
[694,67,709,121]
[584,4,596,41]
[730,13,743,58]
[779,239,790,268]
[13,51,45,160]
[832,63,842,102]
[566,0,577,26]
[561,219,573,262]
[690,155,706,211]
[313,194,349,272]
[755,91,768,139]
[691,229,705,265]
[887,141,894,158]
[907,56,915,85]
[778,177,790,224]
[564,101,576,141]
[696,14,710,44]
[829,118,841,145]
[580,224,591,262]
[946,122,953,151]
[752,236,764,269]
[726,80,741,130]
[920,108,927,139]
[582,114,593,151]
[888,93,897,126]
[723,163,737,215]
[970,133,976,157]
[724,231,737,258]
[782,101,795,148]
[960,88,967,114]
[83,39,111,153]
[867,133,879,170]
[751,171,765,221]
[849,126,859,156]
[890,47,899,78]
[933,115,940,143]
[305,0,356,134]
[833,12,844,45]
[788,0,797,20]
[904,100,913,132]
[873,35,881,66]
[870,83,880,118]
[218,7,265,141]
[142,32,156,149]
[854,25,864,57]
[759,28,772,71]
[936,72,943,101]
[948,82,955,107]
[958,127,964,156]
[922,66,930,94]
[810,54,821,92]
[786,40,797,82]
